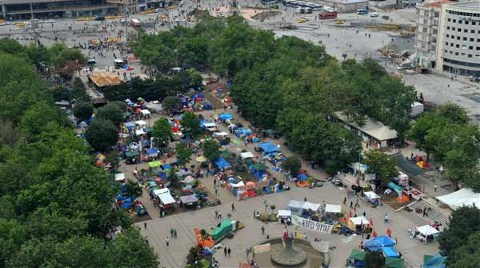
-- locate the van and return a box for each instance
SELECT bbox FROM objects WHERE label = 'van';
[357,8,368,15]
[95,16,105,21]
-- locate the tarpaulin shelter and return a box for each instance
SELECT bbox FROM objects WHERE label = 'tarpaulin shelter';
[382,246,400,257]
[423,253,446,268]
[436,188,480,209]
[179,194,198,205]
[214,157,231,170]
[124,122,135,130]
[240,152,254,159]
[219,113,233,121]
[211,219,236,241]
[297,173,309,181]
[149,161,162,168]
[277,209,292,219]
[146,147,159,158]
[259,142,279,153]
[195,156,207,163]
[363,236,396,251]
[348,249,366,267]
[135,120,148,128]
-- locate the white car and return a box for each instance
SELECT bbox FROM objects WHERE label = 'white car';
[370,12,379,18]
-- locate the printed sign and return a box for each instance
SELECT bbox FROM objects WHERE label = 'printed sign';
[292,215,334,233]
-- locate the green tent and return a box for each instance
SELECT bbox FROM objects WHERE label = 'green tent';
[149,161,162,168]
[349,249,366,261]
[211,219,234,241]
[386,257,404,268]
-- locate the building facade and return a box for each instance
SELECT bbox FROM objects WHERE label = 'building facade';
[435,1,480,76]
[414,0,450,69]
[0,0,118,19]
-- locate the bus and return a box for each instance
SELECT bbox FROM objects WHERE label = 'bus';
[319,11,338,20]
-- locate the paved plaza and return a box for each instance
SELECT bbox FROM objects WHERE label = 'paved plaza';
[0,1,474,267]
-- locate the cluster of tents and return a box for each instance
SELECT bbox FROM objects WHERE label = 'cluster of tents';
[179,93,214,111]
[348,236,403,267]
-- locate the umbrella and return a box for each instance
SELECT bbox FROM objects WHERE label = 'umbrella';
[196,156,207,163]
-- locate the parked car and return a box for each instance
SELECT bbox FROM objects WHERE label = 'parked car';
[370,12,379,18]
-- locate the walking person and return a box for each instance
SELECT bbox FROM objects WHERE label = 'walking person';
[165,236,170,247]
[170,228,174,237]
[173,228,177,239]
[224,246,227,256]
[215,210,218,219]
[384,213,389,224]
[261,225,265,235]
[343,197,347,205]
[231,203,236,212]
[227,247,231,257]
[434,184,437,192]
[350,201,353,209]
[144,222,147,229]
[363,211,366,218]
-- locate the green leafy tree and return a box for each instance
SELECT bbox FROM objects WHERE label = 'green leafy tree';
[125,180,143,199]
[74,101,94,121]
[181,112,201,138]
[163,96,181,112]
[175,142,193,167]
[281,156,302,176]
[364,250,386,268]
[438,206,480,267]
[85,119,119,152]
[447,231,480,268]
[152,119,173,147]
[20,102,69,140]
[363,150,397,189]
[96,102,125,126]
[202,139,221,162]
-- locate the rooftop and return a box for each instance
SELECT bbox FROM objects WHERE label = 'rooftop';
[421,0,453,8]
[446,0,480,11]
[88,71,123,88]
[334,112,398,141]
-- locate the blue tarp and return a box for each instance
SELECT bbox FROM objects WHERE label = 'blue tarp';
[219,113,233,121]
[424,253,446,268]
[259,142,279,153]
[297,173,309,181]
[214,157,231,170]
[163,164,172,170]
[250,165,267,181]
[234,127,252,137]
[382,247,400,258]
[146,147,159,156]
[364,236,396,251]
[124,122,135,130]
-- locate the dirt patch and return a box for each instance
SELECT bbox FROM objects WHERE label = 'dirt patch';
[251,10,281,22]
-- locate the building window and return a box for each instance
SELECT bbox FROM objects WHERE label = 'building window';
[463,37,467,41]
[465,21,469,25]
[473,22,477,25]
[468,54,472,58]
[446,34,450,38]
[457,36,460,40]
[464,29,468,33]
[471,38,475,42]
[453,19,456,23]
[455,52,459,55]
[448,18,451,22]
[456,44,460,48]
[447,26,450,30]
[470,46,474,50]
[457,28,461,32]
[471,30,475,33]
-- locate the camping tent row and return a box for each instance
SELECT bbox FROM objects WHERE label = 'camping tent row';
[259,142,279,154]
[348,249,405,268]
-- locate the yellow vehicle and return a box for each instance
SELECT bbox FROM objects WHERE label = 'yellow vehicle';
[167,5,177,10]
[15,22,28,27]
[106,15,117,20]
[297,17,308,23]
[335,19,344,25]
[142,9,155,15]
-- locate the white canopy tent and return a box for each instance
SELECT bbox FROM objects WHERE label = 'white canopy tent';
[417,225,440,236]
[135,129,146,136]
[437,188,480,210]
[302,201,321,211]
[240,152,255,159]
[287,200,305,212]
[277,209,292,218]
[140,109,151,116]
[230,181,245,188]
[114,173,125,182]
[349,216,370,226]
[213,132,229,137]
[325,204,342,213]
[153,188,176,205]
[135,120,148,128]
[364,191,380,200]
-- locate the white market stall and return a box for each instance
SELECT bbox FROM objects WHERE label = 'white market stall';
[240,152,255,160]
[140,109,151,117]
[325,204,342,214]
[417,225,440,236]
[135,120,148,128]
[287,200,305,213]
[364,191,381,206]
[302,201,321,212]
[347,216,370,231]
[153,188,176,206]
[213,131,229,138]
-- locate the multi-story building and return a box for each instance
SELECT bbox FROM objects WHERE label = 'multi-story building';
[436,1,480,76]
[0,0,118,19]
[415,0,480,76]
[106,0,137,13]
[414,0,451,69]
